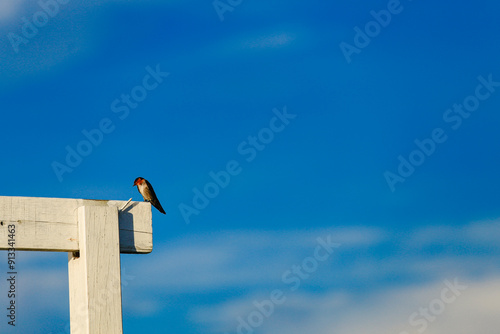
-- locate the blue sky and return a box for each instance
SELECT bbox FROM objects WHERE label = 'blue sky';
[1,0,500,333]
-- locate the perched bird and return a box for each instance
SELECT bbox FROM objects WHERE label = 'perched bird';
[133,177,166,214]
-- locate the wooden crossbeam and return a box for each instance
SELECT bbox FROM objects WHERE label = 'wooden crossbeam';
[0,196,152,254]
[0,195,154,334]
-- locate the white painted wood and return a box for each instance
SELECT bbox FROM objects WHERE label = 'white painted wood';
[0,196,152,253]
[68,206,123,334]
[119,198,132,210]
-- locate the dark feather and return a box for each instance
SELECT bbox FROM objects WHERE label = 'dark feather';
[144,179,166,214]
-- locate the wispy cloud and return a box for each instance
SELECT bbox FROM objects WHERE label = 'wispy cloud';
[0,0,24,24]
[239,32,296,50]
[7,220,500,333]
[194,278,500,334]
[408,218,500,248]
[125,227,385,291]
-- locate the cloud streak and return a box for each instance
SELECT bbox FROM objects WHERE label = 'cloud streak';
[6,219,500,333]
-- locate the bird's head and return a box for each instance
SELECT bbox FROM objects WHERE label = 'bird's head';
[133,177,145,187]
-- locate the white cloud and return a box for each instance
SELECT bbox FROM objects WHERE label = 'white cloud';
[0,0,23,23]
[339,277,500,334]
[123,227,385,292]
[240,32,296,50]
[195,277,500,334]
[117,222,500,296]
[407,218,500,248]
[5,220,500,333]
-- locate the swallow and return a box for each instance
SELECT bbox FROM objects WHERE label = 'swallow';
[133,177,166,214]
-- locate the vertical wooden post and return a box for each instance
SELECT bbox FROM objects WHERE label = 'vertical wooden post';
[68,206,123,334]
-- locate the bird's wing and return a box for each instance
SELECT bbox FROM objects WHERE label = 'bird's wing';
[145,179,166,214]
[144,179,157,200]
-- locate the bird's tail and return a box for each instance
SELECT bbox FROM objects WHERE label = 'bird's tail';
[152,199,166,214]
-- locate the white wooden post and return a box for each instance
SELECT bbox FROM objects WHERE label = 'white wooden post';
[68,206,123,333]
[0,196,153,334]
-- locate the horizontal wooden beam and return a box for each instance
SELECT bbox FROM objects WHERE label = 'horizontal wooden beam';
[0,196,152,254]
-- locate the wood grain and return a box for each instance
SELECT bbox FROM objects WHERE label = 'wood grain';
[0,196,152,254]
